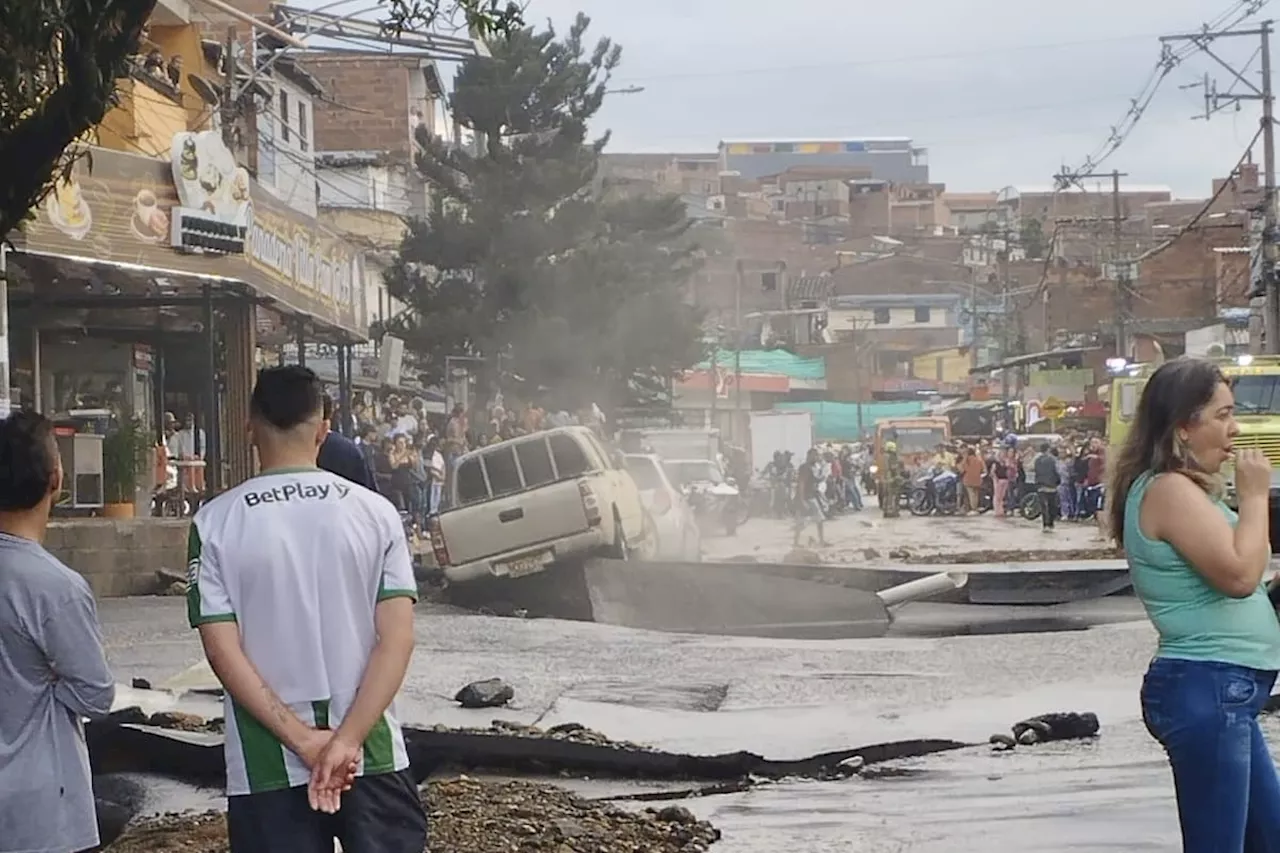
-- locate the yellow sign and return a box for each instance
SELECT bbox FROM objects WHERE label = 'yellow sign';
[1042,397,1067,419]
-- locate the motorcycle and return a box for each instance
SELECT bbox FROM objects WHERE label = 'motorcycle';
[909,468,960,516]
[684,480,746,535]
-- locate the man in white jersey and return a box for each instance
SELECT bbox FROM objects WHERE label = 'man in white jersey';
[187,365,425,852]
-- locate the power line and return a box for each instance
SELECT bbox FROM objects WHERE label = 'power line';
[611,32,1167,85]
[1058,0,1271,183]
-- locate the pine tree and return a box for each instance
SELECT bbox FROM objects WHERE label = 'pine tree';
[386,13,705,411]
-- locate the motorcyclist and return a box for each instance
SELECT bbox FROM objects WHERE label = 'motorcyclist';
[881,441,904,518]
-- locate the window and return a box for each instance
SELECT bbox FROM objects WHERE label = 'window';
[514,438,555,488]
[481,446,522,496]
[873,307,891,324]
[257,115,276,186]
[625,457,664,491]
[279,90,290,142]
[455,457,487,505]
[297,101,309,152]
[914,306,931,323]
[549,433,591,478]
[761,271,778,292]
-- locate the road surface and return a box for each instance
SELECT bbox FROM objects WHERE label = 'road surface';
[704,510,1109,564]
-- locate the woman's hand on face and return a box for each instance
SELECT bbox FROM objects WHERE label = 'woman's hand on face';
[1235,448,1272,501]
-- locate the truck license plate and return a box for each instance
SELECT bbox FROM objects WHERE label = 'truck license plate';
[498,553,548,578]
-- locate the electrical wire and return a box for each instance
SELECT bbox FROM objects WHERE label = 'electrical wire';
[1133,122,1265,263]
[1058,0,1270,182]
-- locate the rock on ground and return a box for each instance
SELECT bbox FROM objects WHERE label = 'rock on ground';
[104,777,720,852]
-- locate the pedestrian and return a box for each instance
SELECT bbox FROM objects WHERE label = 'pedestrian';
[880,441,903,519]
[0,410,116,853]
[961,446,983,515]
[990,445,1009,517]
[792,448,829,546]
[1057,445,1077,521]
[1110,357,1280,851]
[1033,443,1060,531]
[188,365,426,853]
[318,395,377,491]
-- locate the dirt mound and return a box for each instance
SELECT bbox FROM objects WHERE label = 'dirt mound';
[106,777,721,853]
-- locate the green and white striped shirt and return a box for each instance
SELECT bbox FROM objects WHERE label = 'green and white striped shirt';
[187,467,417,796]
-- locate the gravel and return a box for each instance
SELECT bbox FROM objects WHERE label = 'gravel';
[105,777,721,852]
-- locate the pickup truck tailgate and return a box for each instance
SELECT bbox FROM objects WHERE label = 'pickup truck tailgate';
[440,479,591,565]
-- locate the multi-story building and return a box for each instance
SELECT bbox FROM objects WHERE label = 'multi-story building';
[301,52,451,337]
[719,138,929,184]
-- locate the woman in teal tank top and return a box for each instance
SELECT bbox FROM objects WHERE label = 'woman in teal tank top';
[1111,357,1280,852]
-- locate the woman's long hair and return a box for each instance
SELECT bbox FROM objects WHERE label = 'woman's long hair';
[1108,356,1228,547]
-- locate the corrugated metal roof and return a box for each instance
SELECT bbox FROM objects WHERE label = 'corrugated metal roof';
[788,275,833,302]
[698,349,826,380]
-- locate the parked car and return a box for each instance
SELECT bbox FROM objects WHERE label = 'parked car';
[428,427,649,585]
[623,452,701,560]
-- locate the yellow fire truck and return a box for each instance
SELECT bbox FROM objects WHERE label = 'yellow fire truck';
[1108,355,1280,511]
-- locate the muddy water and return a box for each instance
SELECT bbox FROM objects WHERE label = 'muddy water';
[100,598,1205,851]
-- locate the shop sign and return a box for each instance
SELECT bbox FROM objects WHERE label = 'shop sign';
[246,208,356,313]
[169,131,251,253]
[15,143,366,339]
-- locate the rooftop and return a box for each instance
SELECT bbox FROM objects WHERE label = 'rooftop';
[721,137,913,145]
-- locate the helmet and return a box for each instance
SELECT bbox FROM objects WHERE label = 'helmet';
[884,441,898,453]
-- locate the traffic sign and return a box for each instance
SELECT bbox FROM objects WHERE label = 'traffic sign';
[1042,397,1067,419]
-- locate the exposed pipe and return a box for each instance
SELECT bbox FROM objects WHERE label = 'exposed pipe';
[188,0,308,48]
[876,572,970,608]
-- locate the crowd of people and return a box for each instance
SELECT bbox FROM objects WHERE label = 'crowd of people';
[891,431,1109,530]
[330,393,608,529]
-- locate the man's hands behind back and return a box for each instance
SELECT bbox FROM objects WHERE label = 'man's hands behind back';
[295,728,359,814]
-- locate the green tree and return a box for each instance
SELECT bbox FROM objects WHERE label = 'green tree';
[386,13,705,411]
[1020,217,1047,259]
[383,0,523,39]
[0,0,156,241]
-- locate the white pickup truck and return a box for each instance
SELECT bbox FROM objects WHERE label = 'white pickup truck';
[427,426,649,584]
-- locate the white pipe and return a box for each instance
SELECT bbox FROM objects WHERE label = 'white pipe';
[188,0,308,48]
[876,571,969,608]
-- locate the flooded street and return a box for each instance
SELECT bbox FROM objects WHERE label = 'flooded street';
[96,590,1210,852]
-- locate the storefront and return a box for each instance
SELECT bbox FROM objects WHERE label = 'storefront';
[6,132,367,513]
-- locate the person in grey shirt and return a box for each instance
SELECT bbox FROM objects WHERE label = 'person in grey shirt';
[0,410,115,853]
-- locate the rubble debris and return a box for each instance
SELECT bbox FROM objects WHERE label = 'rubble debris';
[103,777,722,852]
[989,712,1100,751]
[90,709,968,785]
[454,678,515,709]
[130,678,151,690]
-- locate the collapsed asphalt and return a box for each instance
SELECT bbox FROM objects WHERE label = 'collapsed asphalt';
[99,591,1187,850]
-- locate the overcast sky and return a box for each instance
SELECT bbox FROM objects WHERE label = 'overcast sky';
[322,0,1276,197]
[520,0,1280,196]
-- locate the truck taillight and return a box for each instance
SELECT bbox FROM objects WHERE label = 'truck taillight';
[427,516,450,566]
[579,479,602,526]
[652,487,672,516]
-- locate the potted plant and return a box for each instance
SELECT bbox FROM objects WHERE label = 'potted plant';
[102,417,152,518]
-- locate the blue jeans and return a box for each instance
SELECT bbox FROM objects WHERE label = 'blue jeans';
[1141,657,1280,852]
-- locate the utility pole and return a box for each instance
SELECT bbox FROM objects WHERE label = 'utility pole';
[1162,20,1276,352]
[1054,168,1130,359]
[733,260,744,443]
[221,26,237,148]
